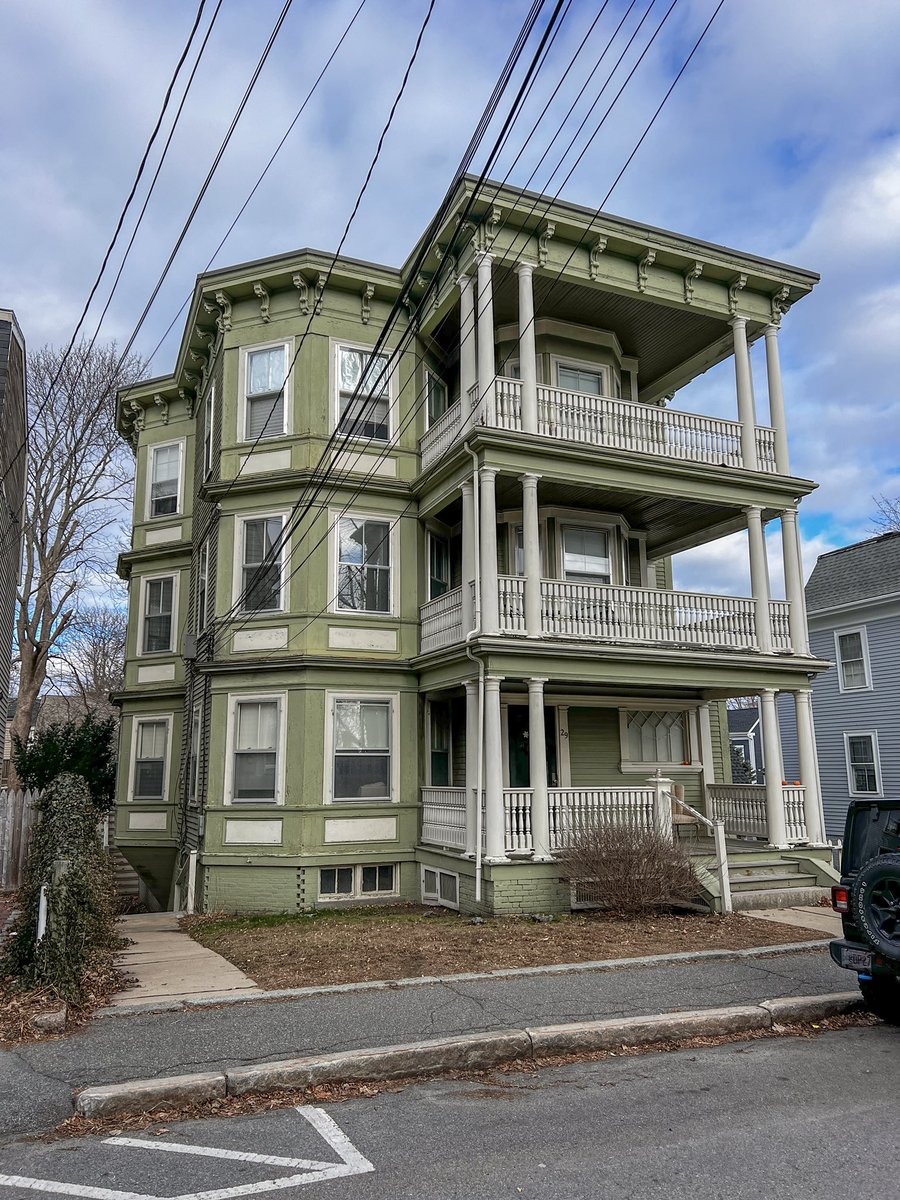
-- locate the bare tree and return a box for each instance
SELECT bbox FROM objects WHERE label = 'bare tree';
[872,494,900,534]
[11,341,145,778]
[56,600,128,712]
[725,696,759,710]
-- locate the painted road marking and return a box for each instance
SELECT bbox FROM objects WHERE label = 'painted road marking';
[0,1107,374,1200]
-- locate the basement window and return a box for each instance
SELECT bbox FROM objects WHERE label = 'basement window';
[421,866,459,910]
[319,863,397,900]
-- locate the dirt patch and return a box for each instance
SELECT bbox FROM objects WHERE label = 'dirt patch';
[183,906,824,990]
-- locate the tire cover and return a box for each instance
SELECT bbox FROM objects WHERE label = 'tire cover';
[850,852,900,962]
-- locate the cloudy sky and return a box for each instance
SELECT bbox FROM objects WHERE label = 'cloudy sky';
[2,0,899,597]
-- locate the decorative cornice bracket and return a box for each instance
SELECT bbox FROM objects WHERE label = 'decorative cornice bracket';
[292,272,311,315]
[253,281,270,323]
[538,221,556,268]
[361,283,374,325]
[637,249,656,293]
[728,273,747,316]
[214,290,232,332]
[683,261,703,305]
[770,285,791,325]
[589,237,608,280]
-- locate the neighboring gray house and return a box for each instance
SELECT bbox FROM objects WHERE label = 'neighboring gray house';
[0,308,26,717]
[780,531,900,838]
[728,703,765,782]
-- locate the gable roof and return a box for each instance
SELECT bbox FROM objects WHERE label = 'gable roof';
[806,531,900,613]
[727,707,760,735]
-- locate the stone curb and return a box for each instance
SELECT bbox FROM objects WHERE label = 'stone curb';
[93,939,831,1019]
[75,991,863,1118]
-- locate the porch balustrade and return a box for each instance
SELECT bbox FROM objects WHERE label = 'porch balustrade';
[419,587,464,651]
[418,376,779,473]
[420,787,467,850]
[707,783,808,843]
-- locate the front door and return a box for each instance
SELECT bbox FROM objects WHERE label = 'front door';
[508,706,559,788]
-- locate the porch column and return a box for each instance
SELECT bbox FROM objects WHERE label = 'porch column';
[461,479,475,633]
[746,505,773,654]
[780,505,809,654]
[794,689,826,845]
[760,688,788,847]
[458,273,477,427]
[517,262,538,434]
[483,675,507,861]
[464,680,479,856]
[476,251,496,423]
[731,317,759,471]
[527,678,551,860]
[521,472,542,637]
[764,324,790,474]
[479,468,500,635]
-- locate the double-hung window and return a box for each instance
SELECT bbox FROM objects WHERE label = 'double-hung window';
[337,516,391,612]
[557,363,604,396]
[836,628,870,690]
[143,577,175,653]
[430,703,451,786]
[562,526,612,584]
[149,443,181,518]
[846,733,881,795]
[244,345,287,440]
[337,345,390,440]
[426,372,449,427]
[240,517,284,613]
[232,699,280,803]
[132,719,168,801]
[428,534,449,599]
[203,384,215,476]
[333,698,391,803]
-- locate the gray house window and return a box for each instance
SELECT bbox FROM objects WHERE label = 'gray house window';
[836,629,870,690]
[846,733,881,795]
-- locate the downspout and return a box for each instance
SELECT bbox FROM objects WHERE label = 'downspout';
[463,442,485,902]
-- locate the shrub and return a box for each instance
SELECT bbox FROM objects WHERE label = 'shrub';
[556,821,699,916]
[13,711,117,811]
[3,773,116,1000]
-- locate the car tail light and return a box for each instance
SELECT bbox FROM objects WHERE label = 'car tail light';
[831,885,850,913]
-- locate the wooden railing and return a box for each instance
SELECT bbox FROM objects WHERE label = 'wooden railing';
[418,375,780,474]
[504,788,533,853]
[420,587,464,653]
[548,787,656,851]
[498,575,526,634]
[769,600,793,652]
[707,783,808,842]
[421,787,467,850]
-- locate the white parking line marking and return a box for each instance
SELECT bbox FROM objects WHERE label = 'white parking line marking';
[0,1107,375,1199]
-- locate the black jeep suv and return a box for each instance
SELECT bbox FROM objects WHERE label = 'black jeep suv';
[830,798,900,1023]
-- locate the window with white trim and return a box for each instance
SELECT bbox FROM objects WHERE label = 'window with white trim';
[836,628,870,691]
[243,344,288,440]
[337,516,391,612]
[623,710,689,766]
[132,719,168,801]
[845,733,881,795]
[188,705,202,806]
[556,362,606,396]
[143,577,175,653]
[428,533,449,599]
[197,540,209,632]
[422,865,459,909]
[426,372,449,427]
[240,516,284,613]
[562,526,611,584]
[231,699,280,803]
[149,443,181,518]
[319,863,397,900]
[430,702,451,786]
[332,698,391,802]
[337,345,390,440]
[203,383,215,476]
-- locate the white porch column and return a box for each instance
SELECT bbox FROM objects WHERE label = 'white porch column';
[483,675,507,861]
[458,273,476,426]
[517,262,538,434]
[794,689,826,845]
[464,679,479,856]
[764,324,790,474]
[760,689,788,847]
[476,251,496,423]
[461,479,475,633]
[746,505,773,654]
[521,472,542,637]
[479,467,499,635]
[527,678,551,860]
[780,506,809,654]
[731,317,759,471]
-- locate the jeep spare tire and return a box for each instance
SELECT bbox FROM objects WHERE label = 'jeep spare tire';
[850,852,900,961]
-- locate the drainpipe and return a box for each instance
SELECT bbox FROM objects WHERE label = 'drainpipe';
[463,442,485,903]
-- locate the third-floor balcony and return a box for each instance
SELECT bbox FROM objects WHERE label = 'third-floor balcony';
[420,378,778,474]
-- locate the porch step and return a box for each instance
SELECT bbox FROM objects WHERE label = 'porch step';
[731,886,831,912]
[730,871,819,892]
[728,859,806,879]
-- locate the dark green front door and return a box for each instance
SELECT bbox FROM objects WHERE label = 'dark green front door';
[508,706,559,788]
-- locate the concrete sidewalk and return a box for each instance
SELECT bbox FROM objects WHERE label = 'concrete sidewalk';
[112,913,260,1007]
[743,905,843,938]
[0,944,850,1140]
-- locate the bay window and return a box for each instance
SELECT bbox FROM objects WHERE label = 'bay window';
[332,698,392,802]
[337,345,390,440]
[244,344,288,440]
[149,443,181,518]
[232,698,281,803]
[337,516,391,612]
[142,577,175,653]
[132,719,169,801]
[562,526,612,584]
[240,516,284,612]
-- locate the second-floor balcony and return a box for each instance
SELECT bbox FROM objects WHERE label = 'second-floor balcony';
[420,378,778,474]
[420,577,793,656]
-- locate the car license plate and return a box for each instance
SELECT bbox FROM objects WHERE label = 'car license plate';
[842,947,873,971]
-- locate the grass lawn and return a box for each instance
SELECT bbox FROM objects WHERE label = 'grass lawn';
[183,905,823,990]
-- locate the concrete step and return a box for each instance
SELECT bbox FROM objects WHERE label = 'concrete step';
[730,872,819,892]
[731,886,831,911]
[728,860,802,879]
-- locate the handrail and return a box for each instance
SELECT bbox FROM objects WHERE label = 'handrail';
[670,790,732,915]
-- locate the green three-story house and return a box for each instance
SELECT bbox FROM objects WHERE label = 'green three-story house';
[113,178,836,916]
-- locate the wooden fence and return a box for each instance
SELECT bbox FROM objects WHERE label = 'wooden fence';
[0,788,40,890]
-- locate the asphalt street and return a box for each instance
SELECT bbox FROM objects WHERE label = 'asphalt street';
[0,947,847,1141]
[0,1024,896,1200]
